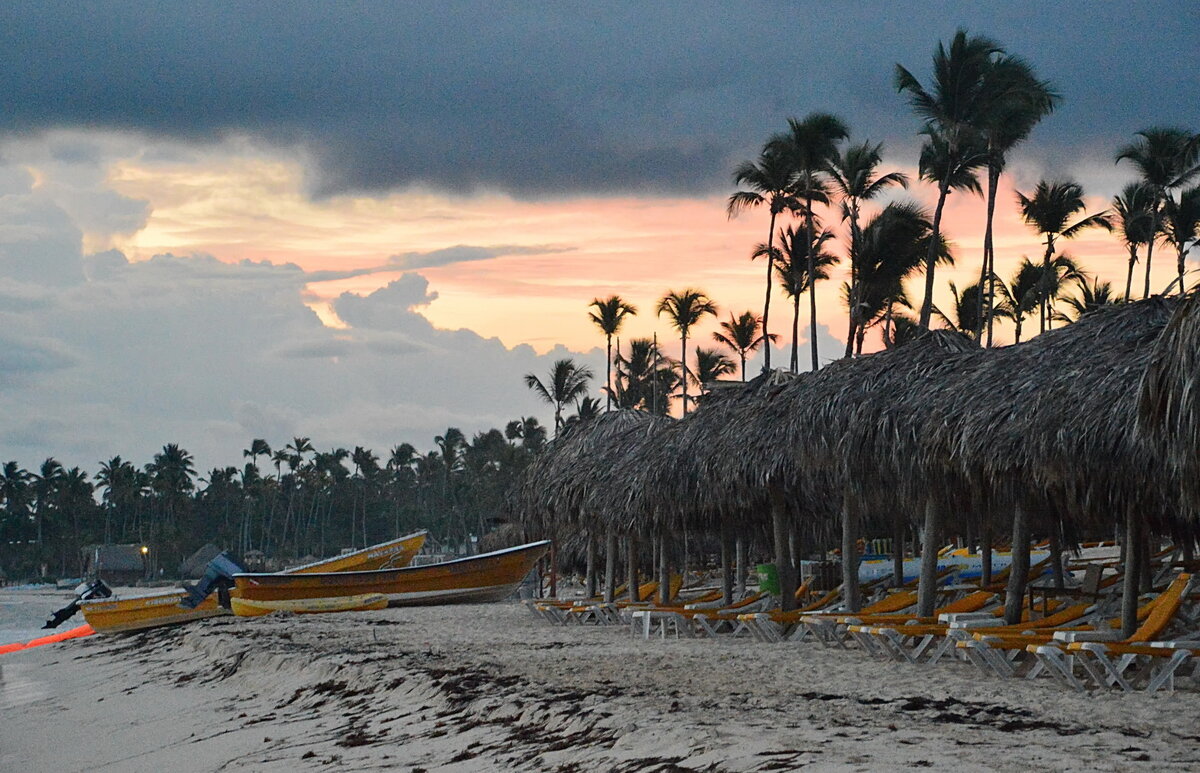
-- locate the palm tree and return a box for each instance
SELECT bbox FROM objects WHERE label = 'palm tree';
[932,280,984,340]
[0,461,32,543]
[524,359,593,434]
[1111,182,1157,300]
[1057,275,1119,322]
[728,146,800,371]
[689,346,736,395]
[611,338,677,415]
[772,221,838,371]
[243,439,272,470]
[895,29,1003,331]
[826,141,909,356]
[32,458,64,548]
[563,396,603,430]
[1163,186,1200,293]
[587,296,637,411]
[853,202,949,353]
[1015,179,1111,332]
[975,59,1059,344]
[1116,128,1200,297]
[712,311,775,380]
[656,288,718,415]
[503,418,547,453]
[995,259,1043,343]
[770,113,849,370]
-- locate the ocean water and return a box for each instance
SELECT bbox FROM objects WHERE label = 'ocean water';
[0,588,73,646]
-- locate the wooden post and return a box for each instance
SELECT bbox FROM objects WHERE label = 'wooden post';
[770,486,797,612]
[658,535,671,605]
[892,513,905,589]
[1139,531,1152,593]
[549,541,559,599]
[1003,502,1031,624]
[980,516,993,588]
[1121,510,1141,639]
[604,531,617,603]
[735,537,747,597]
[917,497,940,618]
[584,531,597,599]
[1049,528,1066,591]
[841,489,861,612]
[626,533,640,603]
[720,523,734,606]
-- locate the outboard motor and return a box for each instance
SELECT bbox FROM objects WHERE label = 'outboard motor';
[179,552,245,609]
[43,579,114,629]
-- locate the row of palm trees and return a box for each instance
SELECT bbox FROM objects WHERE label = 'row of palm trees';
[0,421,549,581]
[728,29,1199,364]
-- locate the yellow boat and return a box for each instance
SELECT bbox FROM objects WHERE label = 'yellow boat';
[80,531,427,634]
[234,541,550,607]
[230,593,389,617]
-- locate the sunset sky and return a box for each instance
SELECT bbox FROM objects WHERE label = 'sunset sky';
[0,3,1196,470]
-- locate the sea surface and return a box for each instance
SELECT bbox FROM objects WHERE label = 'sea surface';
[0,587,73,645]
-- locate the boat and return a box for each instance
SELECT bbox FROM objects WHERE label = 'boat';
[230,593,389,617]
[78,531,428,634]
[853,549,1052,583]
[233,540,550,607]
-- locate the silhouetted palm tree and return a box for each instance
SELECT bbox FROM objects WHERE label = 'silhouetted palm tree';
[1057,275,1119,322]
[1116,128,1200,297]
[770,113,849,370]
[587,296,637,411]
[712,311,775,380]
[1163,186,1200,293]
[657,288,718,414]
[243,439,272,471]
[1111,182,1157,300]
[896,29,1003,331]
[612,339,677,415]
[773,221,838,371]
[994,259,1044,343]
[0,461,31,543]
[689,347,736,391]
[728,146,800,371]
[33,458,64,548]
[932,281,984,340]
[826,141,909,355]
[1015,179,1111,332]
[524,359,594,434]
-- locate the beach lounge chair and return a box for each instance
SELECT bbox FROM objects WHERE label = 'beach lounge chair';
[959,572,1193,681]
[802,590,998,651]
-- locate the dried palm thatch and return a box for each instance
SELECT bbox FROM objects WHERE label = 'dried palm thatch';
[1138,291,1200,520]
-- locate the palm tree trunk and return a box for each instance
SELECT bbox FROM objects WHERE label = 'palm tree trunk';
[735,537,747,597]
[918,178,952,328]
[605,336,613,411]
[680,331,689,415]
[980,163,1000,344]
[626,534,640,602]
[1125,245,1138,300]
[841,490,861,612]
[806,199,819,371]
[739,353,747,381]
[1049,528,1066,591]
[1003,502,1031,625]
[762,210,778,371]
[548,540,558,599]
[770,485,796,612]
[719,523,734,606]
[604,530,617,603]
[1177,244,1187,296]
[892,512,905,589]
[1121,509,1141,638]
[791,292,800,373]
[1144,204,1159,299]
[917,497,940,617]
[981,516,993,587]
[584,530,597,598]
[658,536,671,605]
[844,209,859,358]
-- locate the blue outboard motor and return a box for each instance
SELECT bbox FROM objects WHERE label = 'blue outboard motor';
[179,552,245,609]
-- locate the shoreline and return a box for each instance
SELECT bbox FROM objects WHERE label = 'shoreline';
[2,601,1198,771]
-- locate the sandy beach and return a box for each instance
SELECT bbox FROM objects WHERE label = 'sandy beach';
[2,590,1198,772]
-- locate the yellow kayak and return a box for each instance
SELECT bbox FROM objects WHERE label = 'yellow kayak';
[229,593,389,617]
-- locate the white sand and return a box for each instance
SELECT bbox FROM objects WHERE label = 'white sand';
[2,594,1199,772]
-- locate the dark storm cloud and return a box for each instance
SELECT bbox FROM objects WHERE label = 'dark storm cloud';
[0,2,1195,198]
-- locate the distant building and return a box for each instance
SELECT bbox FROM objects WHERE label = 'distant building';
[82,544,146,585]
[178,544,223,579]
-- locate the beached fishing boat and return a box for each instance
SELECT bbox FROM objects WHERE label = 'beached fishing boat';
[230,593,389,617]
[78,531,428,634]
[233,540,550,607]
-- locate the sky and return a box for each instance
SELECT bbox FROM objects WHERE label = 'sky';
[0,2,1197,472]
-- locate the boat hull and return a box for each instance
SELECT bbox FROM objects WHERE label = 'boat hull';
[233,541,550,607]
[285,531,427,573]
[230,593,389,617]
[853,550,1051,583]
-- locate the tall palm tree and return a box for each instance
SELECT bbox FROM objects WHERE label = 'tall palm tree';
[0,461,32,543]
[689,347,736,392]
[712,311,774,380]
[656,288,718,414]
[243,439,272,470]
[1163,186,1200,293]
[611,338,677,414]
[994,258,1044,343]
[1116,128,1200,297]
[895,29,1004,331]
[975,59,1059,344]
[32,458,64,548]
[587,296,637,411]
[524,359,593,434]
[826,141,909,356]
[728,146,799,371]
[1015,179,1111,332]
[1111,182,1157,300]
[771,221,838,371]
[770,113,849,370]
[931,280,984,340]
